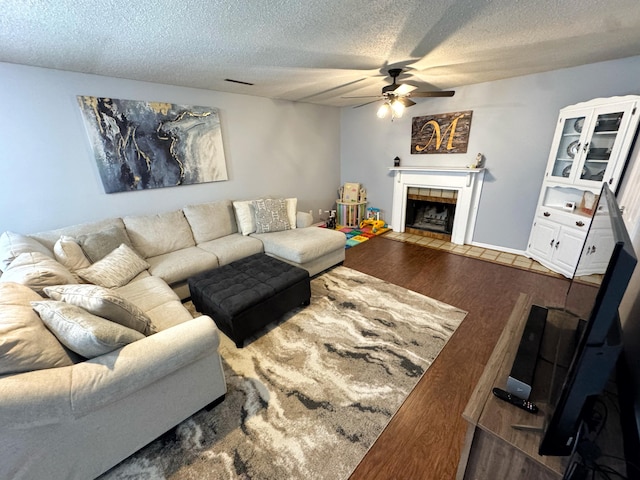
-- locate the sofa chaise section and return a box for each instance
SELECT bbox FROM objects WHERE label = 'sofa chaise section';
[252,226,346,277]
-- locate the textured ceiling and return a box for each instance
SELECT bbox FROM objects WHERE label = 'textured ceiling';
[2,0,640,107]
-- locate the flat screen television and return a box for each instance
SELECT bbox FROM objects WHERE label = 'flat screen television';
[538,183,637,457]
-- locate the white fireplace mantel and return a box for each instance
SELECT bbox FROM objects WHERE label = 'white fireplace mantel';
[389,166,485,245]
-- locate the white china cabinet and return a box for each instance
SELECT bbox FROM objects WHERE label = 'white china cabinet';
[527,96,640,277]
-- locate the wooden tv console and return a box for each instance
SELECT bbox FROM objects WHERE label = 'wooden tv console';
[456,293,625,480]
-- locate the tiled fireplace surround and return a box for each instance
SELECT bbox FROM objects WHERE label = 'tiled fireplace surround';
[389,167,485,245]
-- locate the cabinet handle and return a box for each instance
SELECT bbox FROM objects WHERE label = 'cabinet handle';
[555,241,560,249]
[576,221,585,227]
[543,211,551,217]
[592,245,596,254]
[586,246,592,254]
[583,141,590,153]
[550,239,555,247]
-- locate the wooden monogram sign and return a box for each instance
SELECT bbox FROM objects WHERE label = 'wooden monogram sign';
[411,110,473,154]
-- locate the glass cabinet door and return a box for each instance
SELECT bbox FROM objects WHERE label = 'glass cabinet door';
[549,114,588,182]
[579,110,625,184]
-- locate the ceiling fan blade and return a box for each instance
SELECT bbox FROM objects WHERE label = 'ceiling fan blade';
[398,97,416,107]
[342,95,383,99]
[353,99,382,108]
[394,83,416,96]
[410,91,455,98]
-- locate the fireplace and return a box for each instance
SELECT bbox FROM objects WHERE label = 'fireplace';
[389,167,485,245]
[405,188,457,241]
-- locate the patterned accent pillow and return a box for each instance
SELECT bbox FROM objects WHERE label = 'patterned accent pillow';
[76,244,150,289]
[31,300,145,358]
[44,284,157,335]
[252,198,291,234]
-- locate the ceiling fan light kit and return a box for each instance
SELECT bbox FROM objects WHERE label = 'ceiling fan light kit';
[376,102,390,119]
[346,67,455,121]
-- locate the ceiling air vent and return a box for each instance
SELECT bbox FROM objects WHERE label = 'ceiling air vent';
[224,78,254,86]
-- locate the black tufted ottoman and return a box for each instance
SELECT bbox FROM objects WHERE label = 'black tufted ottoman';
[188,253,311,347]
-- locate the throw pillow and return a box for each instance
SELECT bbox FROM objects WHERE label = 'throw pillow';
[232,200,257,236]
[76,244,150,289]
[0,283,76,376]
[285,197,298,229]
[0,231,53,271]
[0,252,77,293]
[252,198,291,233]
[31,300,145,358]
[44,284,157,335]
[54,235,92,278]
[76,225,133,263]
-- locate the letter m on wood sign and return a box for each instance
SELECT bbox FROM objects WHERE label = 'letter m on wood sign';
[411,110,473,154]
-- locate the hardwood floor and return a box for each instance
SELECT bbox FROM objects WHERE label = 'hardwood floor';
[343,236,570,480]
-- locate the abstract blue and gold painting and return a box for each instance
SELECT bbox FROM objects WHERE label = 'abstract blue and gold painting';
[77,96,228,193]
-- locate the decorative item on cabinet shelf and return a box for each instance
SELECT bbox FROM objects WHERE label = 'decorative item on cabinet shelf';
[562,201,576,212]
[580,191,598,215]
[393,156,400,167]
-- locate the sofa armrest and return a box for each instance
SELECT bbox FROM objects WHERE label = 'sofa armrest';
[71,315,221,417]
[296,211,314,228]
[0,316,222,427]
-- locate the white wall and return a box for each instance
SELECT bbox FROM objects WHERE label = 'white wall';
[340,56,640,251]
[0,63,341,233]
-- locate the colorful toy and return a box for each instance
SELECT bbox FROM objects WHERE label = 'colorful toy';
[325,209,337,229]
[359,207,387,233]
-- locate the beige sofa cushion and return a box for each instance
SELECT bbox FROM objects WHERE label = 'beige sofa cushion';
[31,300,145,358]
[116,276,193,330]
[252,226,346,264]
[0,282,76,375]
[75,225,133,263]
[0,231,53,271]
[183,199,237,244]
[76,244,150,288]
[29,218,125,252]
[44,284,157,335]
[145,247,218,285]
[0,252,77,293]
[124,210,195,258]
[197,233,263,266]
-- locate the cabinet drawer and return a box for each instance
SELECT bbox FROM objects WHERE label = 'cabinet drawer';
[536,207,591,230]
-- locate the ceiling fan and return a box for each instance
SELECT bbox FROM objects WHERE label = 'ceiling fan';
[344,68,455,119]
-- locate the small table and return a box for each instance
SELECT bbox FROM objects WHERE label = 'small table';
[188,253,311,347]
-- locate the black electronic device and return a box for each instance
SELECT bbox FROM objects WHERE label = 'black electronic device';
[538,184,637,457]
[492,387,539,414]
[507,304,547,399]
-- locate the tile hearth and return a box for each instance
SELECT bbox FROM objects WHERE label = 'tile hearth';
[383,231,564,278]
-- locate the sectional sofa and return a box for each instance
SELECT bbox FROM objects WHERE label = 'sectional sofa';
[0,197,346,480]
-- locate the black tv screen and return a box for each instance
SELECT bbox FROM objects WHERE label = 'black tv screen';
[539,184,637,456]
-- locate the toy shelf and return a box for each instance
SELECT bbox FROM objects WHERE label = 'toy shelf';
[336,201,366,227]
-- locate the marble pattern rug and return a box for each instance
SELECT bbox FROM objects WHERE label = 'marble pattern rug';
[101,266,467,480]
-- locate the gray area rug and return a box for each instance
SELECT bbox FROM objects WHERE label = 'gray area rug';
[101,266,467,479]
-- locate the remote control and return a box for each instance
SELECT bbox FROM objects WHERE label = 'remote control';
[492,387,538,414]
